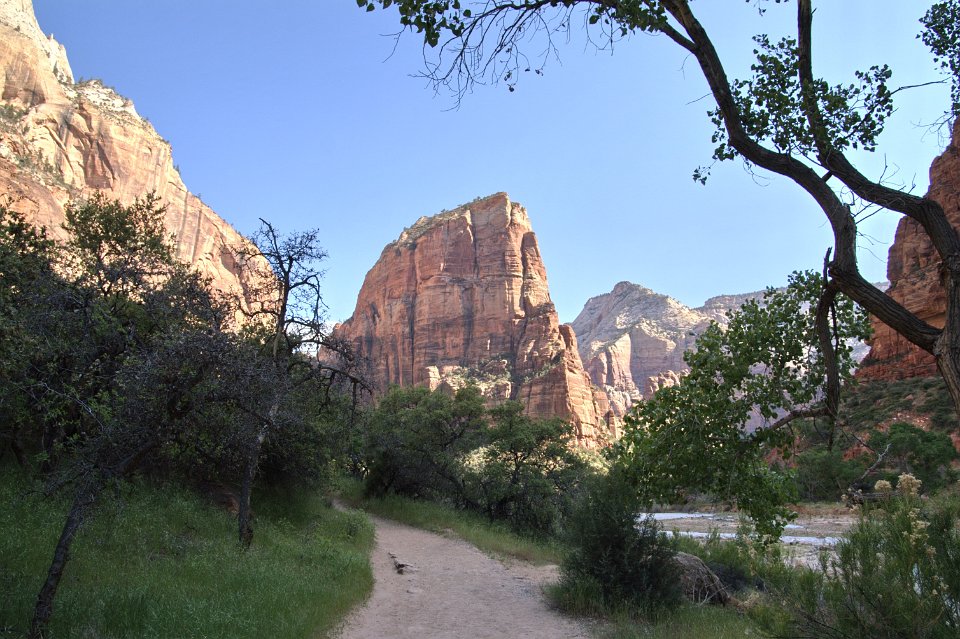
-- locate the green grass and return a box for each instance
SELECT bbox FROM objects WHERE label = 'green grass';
[0,466,374,638]
[601,605,758,639]
[336,478,566,565]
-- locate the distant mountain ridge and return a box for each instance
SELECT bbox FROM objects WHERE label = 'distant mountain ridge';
[571,281,766,418]
[571,280,880,419]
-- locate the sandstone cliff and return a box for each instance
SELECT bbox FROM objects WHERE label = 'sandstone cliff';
[858,120,960,381]
[571,282,764,418]
[0,0,256,301]
[334,193,615,447]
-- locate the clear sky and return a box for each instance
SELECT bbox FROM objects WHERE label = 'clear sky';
[32,1,954,324]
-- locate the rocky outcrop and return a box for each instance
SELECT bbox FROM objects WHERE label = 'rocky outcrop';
[334,193,615,447]
[571,282,764,418]
[0,0,256,302]
[859,120,960,381]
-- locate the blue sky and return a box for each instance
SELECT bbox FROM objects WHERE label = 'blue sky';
[32,1,953,324]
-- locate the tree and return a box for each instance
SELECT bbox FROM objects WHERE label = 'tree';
[16,194,239,639]
[359,0,960,425]
[231,219,367,546]
[464,401,588,535]
[0,204,57,466]
[363,384,488,500]
[869,422,958,489]
[614,271,870,539]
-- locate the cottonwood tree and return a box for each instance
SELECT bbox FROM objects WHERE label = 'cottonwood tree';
[616,271,870,539]
[232,220,367,546]
[359,0,960,427]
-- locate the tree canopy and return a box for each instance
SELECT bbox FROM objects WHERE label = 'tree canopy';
[614,271,869,539]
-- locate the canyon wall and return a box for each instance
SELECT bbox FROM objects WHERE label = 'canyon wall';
[0,0,256,300]
[571,282,763,418]
[334,193,616,447]
[858,120,960,381]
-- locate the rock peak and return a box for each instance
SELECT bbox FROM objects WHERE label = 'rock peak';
[572,281,764,418]
[389,192,518,249]
[337,195,615,447]
[0,0,73,83]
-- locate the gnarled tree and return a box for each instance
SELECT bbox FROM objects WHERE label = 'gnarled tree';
[232,220,368,546]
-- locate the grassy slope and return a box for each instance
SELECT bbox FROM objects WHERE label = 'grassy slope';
[0,467,373,639]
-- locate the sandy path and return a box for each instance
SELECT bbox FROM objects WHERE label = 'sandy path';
[335,514,592,639]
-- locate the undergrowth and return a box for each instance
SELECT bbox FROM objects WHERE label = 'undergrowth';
[0,466,374,638]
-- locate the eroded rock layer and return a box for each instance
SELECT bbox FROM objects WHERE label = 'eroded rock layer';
[571,282,763,418]
[334,193,615,447]
[858,121,960,381]
[0,0,255,301]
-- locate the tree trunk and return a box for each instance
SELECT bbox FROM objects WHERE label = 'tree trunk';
[29,482,98,639]
[238,416,272,548]
[935,266,960,416]
[29,439,155,638]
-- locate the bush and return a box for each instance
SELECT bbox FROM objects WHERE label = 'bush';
[764,474,960,638]
[555,471,682,615]
[362,385,486,500]
[462,402,589,537]
[362,385,593,537]
[869,422,958,490]
[794,447,869,501]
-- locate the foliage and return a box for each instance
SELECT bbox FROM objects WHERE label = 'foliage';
[555,470,682,616]
[0,465,374,639]
[922,1,960,119]
[0,195,364,634]
[362,385,593,537]
[763,476,960,638]
[794,446,869,501]
[463,402,588,536]
[363,384,487,500]
[869,422,958,490]
[615,271,869,540]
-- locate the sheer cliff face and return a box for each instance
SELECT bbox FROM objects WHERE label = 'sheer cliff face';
[0,0,255,301]
[334,193,615,447]
[571,282,763,418]
[859,121,960,381]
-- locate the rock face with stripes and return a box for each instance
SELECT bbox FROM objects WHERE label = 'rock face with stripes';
[0,0,256,302]
[334,193,616,448]
[858,121,960,382]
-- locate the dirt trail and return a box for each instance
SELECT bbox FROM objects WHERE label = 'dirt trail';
[335,514,591,639]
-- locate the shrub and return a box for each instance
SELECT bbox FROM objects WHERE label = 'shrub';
[794,447,869,501]
[556,471,682,615]
[462,402,589,537]
[870,422,958,490]
[363,386,593,538]
[764,474,960,638]
[362,385,486,500]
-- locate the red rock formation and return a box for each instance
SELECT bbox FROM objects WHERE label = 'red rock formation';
[0,0,257,302]
[859,121,960,381]
[334,193,615,447]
